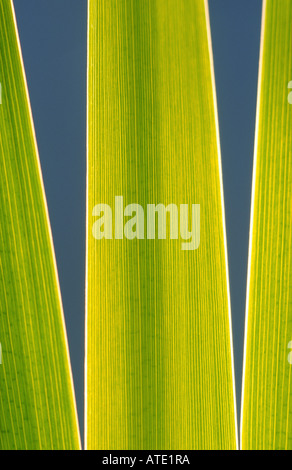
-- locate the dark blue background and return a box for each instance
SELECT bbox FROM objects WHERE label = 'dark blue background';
[13,0,262,444]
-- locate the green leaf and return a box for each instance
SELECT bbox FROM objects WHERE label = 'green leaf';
[86,0,238,449]
[0,0,80,449]
[241,0,292,450]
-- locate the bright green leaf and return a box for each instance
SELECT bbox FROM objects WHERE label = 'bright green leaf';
[241,0,292,450]
[86,0,238,450]
[0,0,80,450]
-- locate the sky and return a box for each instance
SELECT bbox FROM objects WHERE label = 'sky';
[13,0,263,444]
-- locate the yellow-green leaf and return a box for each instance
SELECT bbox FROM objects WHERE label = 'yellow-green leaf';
[86,0,237,450]
[241,0,292,450]
[0,0,80,449]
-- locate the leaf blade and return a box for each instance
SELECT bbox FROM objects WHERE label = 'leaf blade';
[86,0,237,450]
[241,0,292,450]
[0,0,80,450]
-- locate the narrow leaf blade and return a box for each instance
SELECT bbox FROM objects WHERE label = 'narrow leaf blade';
[0,0,80,450]
[241,0,292,450]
